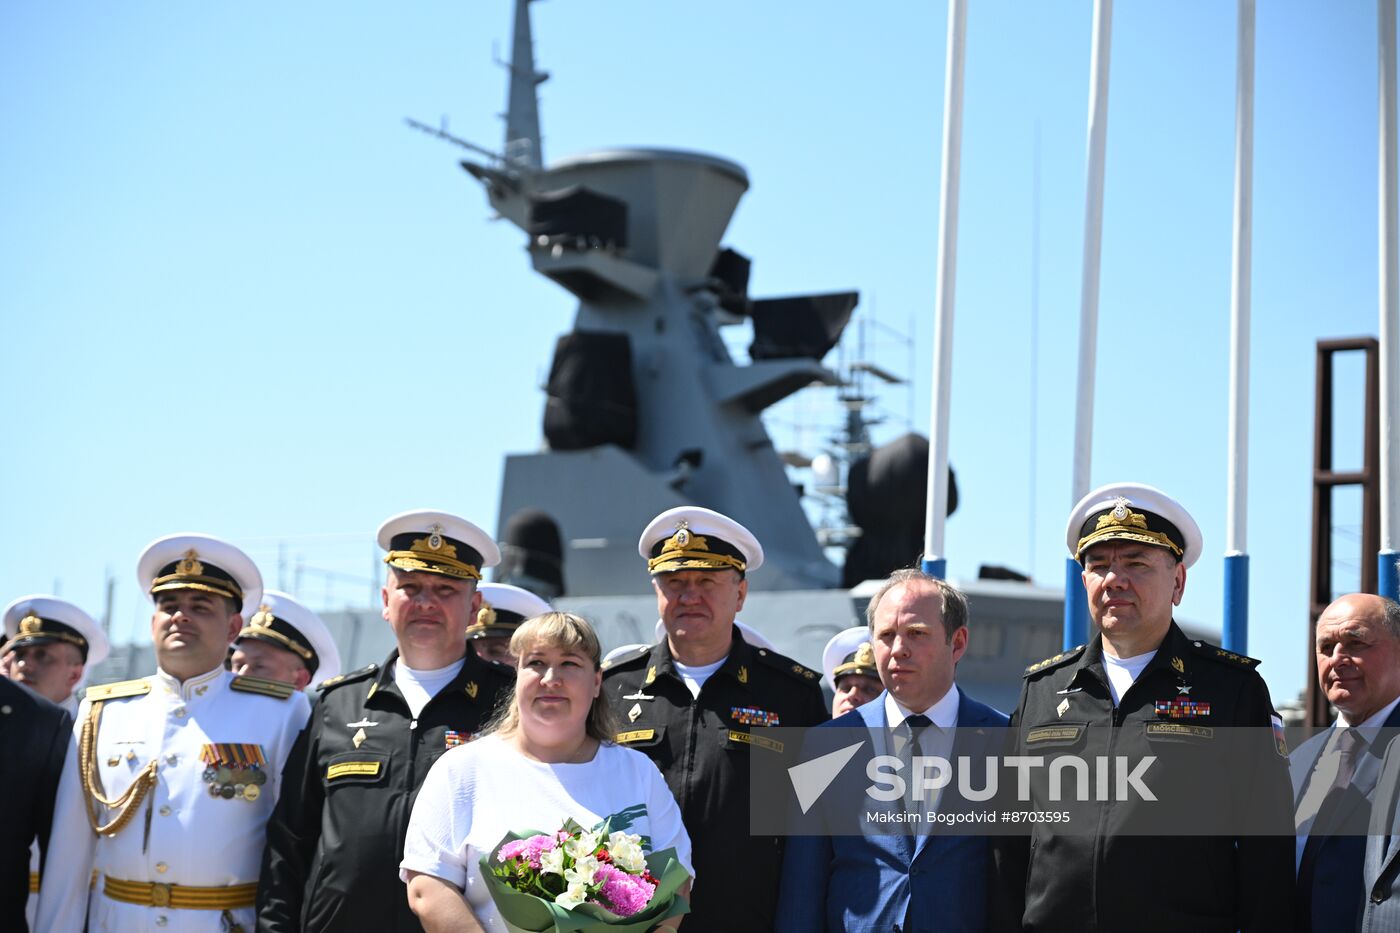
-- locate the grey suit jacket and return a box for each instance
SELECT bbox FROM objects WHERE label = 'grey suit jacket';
[1292,711,1400,933]
[1362,735,1400,932]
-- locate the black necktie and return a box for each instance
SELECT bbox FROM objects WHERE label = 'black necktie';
[900,714,933,815]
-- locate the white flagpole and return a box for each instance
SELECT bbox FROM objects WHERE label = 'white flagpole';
[922,0,969,581]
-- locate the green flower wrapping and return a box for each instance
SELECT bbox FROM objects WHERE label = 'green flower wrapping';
[479,826,691,932]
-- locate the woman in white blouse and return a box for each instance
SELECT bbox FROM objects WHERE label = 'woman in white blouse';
[401,611,693,931]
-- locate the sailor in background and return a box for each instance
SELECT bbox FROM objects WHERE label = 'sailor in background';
[229,589,342,690]
[466,581,552,665]
[822,625,883,718]
[602,506,829,933]
[990,483,1295,933]
[3,595,110,716]
[37,533,310,933]
[256,509,516,933]
[2,595,111,928]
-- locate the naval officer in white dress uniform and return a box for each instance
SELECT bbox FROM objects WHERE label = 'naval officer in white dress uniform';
[36,534,311,933]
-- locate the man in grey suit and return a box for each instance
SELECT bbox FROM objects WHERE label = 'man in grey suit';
[1362,735,1400,931]
[1292,593,1400,933]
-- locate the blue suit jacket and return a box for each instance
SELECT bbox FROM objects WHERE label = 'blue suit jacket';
[776,690,1007,933]
[1291,703,1400,933]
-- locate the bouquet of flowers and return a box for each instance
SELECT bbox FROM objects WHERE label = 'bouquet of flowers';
[480,818,690,932]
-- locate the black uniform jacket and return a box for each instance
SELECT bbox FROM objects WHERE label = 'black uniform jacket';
[991,622,1296,933]
[0,679,71,933]
[601,629,828,933]
[256,649,514,933]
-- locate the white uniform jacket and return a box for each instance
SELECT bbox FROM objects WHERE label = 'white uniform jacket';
[36,666,310,932]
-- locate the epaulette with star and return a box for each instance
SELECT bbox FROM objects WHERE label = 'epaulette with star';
[1186,638,1261,669]
[601,646,651,673]
[754,647,821,684]
[231,674,297,700]
[85,678,152,702]
[317,663,378,692]
[1023,644,1087,677]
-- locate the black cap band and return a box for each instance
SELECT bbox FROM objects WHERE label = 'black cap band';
[152,556,243,603]
[239,607,319,675]
[5,615,89,662]
[385,531,484,580]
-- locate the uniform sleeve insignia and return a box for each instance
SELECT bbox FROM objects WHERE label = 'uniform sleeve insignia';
[1024,645,1085,677]
[230,675,297,700]
[1271,713,1288,757]
[85,678,152,701]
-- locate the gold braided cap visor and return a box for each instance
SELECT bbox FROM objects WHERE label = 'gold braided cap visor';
[647,550,747,575]
[383,550,482,581]
[831,661,879,682]
[1074,523,1183,561]
[237,626,314,662]
[6,614,89,655]
[149,575,242,603]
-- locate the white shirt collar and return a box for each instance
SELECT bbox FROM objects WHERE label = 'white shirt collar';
[1336,692,1400,736]
[155,664,228,702]
[884,683,960,730]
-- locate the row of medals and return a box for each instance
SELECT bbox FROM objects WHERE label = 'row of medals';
[202,764,267,800]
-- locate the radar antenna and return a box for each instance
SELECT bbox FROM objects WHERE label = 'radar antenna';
[403,117,505,164]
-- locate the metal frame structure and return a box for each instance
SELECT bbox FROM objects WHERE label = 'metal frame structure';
[1307,337,1381,727]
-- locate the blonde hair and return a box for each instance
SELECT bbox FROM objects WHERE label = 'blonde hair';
[480,611,620,743]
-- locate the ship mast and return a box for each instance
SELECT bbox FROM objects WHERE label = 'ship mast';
[503,0,547,171]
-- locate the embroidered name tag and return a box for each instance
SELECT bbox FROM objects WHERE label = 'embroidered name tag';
[326,761,382,780]
[1145,722,1214,740]
[727,730,784,753]
[1027,725,1084,744]
[615,730,656,744]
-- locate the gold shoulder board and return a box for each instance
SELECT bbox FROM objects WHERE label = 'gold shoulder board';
[1023,644,1086,677]
[230,675,297,700]
[85,679,152,701]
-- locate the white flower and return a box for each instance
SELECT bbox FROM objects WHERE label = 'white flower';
[555,881,589,910]
[607,832,647,873]
[539,846,566,876]
[564,831,600,859]
[565,854,600,886]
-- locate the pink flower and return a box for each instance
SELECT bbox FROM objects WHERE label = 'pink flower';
[593,864,656,917]
[498,833,559,870]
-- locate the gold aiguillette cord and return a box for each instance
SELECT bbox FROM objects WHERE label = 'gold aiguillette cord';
[80,700,159,837]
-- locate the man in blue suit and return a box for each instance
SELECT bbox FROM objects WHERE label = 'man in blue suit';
[1292,593,1400,933]
[777,569,1007,933]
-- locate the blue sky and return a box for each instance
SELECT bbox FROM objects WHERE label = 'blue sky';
[0,1,1389,705]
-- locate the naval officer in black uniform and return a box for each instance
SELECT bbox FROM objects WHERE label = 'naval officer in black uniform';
[990,483,1295,932]
[256,510,515,933]
[602,506,828,932]
[0,678,70,932]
